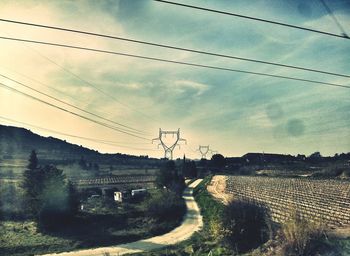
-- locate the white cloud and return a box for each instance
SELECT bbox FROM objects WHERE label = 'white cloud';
[173,80,209,95]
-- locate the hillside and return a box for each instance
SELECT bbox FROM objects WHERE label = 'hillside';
[0,124,160,179]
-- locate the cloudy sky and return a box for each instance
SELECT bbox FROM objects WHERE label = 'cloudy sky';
[0,0,349,159]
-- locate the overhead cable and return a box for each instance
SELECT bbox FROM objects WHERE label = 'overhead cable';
[0,36,349,89]
[0,115,158,151]
[154,0,350,40]
[0,73,146,135]
[0,18,348,78]
[0,82,151,141]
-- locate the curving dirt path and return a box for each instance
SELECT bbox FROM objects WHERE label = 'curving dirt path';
[41,179,203,256]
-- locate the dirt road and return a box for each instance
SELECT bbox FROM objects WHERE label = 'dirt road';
[41,179,203,256]
[207,175,233,205]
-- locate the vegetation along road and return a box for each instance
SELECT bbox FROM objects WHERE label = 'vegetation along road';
[41,179,203,256]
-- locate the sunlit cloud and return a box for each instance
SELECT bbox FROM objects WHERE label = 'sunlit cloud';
[0,0,349,158]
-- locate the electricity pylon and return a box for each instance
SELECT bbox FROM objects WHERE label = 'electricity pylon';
[197,146,218,159]
[198,145,210,159]
[152,128,187,160]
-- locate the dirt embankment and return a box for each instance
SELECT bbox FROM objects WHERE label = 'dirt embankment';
[207,175,233,205]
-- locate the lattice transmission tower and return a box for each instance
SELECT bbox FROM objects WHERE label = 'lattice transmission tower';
[197,145,218,159]
[152,128,187,160]
[198,145,210,159]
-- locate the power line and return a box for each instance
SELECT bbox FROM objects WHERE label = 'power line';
[319,0,349,38]
[0,28,156,123]
[184,143,199,153]
[31,47,157,123]
[0,73,147,135]
[0,115,159,151]
[0,64,88,107]
[0,18,349,78]
[154,0,350,40]
[0,64,153,136]
[0,36,349,89]
[0,82,151,141]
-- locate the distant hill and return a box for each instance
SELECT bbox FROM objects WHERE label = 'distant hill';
[0,124,159,167]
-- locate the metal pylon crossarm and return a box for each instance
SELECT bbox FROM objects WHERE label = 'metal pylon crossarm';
[152,128,187,160]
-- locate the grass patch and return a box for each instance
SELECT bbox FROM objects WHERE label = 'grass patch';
[0,221,76,256]
[332,237,350,253]
[193,175,225,221]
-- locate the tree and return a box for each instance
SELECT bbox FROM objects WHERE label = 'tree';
[156,160,184,194]
[38,165,78,228]
[78,156,87,169]
[182,158,189,178]
[189,161,198,178]
[157,160,176,189]
[67,182,79,216]
[210,154,226,171]
[22,151,78,224]
[308,152,323,164]
[309,152,322,159]
[28,150,38,170]
[182,160,198,178]
[22,150,45,217]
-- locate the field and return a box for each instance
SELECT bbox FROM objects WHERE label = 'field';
[225,176,350,227]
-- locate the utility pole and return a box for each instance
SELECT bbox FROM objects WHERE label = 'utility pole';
[152,128,187,160]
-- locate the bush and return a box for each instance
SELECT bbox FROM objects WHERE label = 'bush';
[146,190,185,222]
[281,214,328,255]
[221,201,271,253]
[194,176,270,253]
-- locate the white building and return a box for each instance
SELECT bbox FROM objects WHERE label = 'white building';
[114,191,123,202]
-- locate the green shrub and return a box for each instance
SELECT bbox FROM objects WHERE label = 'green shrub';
[146,190,185,222]
[221,201,271,253]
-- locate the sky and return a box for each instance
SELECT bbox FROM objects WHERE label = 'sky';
[0,0,349,159]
